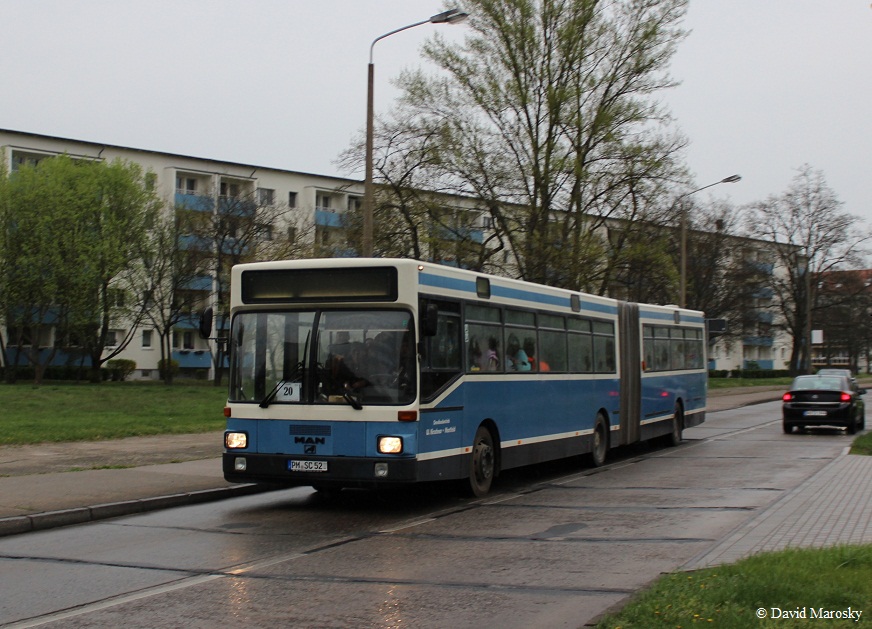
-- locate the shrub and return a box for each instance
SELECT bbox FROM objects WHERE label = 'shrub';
[158,358,180,380]
[106,359,137,381]
[712,368,791,380]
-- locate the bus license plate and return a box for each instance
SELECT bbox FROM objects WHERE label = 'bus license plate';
[289,460,328,472]
[804,410,827,417]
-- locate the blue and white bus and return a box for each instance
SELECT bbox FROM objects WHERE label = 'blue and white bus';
[205,258,706,496]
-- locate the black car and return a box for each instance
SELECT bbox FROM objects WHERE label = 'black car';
[817,368,857,386]
[782,374,866,434]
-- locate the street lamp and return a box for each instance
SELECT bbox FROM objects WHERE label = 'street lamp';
[362,8,469,258]
[679,174,741,308]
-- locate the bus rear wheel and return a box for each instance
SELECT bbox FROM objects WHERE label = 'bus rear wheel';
[665,402,684,447]
[467,425,496,497]
[591,413,608,467]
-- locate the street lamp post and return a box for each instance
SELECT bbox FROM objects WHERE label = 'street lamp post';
[362,8,469,258]
[679,174,742,308]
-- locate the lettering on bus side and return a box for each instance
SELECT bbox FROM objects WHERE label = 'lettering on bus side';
[426,418,457,436]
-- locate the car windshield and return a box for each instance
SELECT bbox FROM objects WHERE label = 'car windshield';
[791,376,844,391]
[229,309,416,406]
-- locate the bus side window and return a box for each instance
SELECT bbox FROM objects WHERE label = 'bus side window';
[421,300,462,401]
[432,314,461,369]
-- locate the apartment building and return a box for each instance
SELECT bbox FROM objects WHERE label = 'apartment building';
[1,129,367,379]
[1,128,798,379]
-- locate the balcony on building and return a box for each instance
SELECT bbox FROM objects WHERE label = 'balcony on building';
[743,335,774,347]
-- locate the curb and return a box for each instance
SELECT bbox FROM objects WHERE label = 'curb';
[0,483,276,538]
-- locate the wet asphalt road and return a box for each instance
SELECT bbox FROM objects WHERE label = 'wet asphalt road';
[0,399,855,628]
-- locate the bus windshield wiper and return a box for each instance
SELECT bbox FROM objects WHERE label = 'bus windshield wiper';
[259,379,286,409]
[259,331,310,408]
[343,390,363,411]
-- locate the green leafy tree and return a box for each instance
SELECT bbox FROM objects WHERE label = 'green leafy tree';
[0,156,158,383]
[1,156,89,382]
[354,0,688,289]
[75,158,160,382]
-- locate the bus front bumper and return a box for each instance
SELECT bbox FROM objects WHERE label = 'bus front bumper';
[222,452,418,487]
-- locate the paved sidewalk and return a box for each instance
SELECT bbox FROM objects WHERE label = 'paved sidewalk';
[684,451,872,569]
[0,432,273,536]
[2,383,871,567]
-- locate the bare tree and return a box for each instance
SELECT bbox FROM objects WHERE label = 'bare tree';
[129,206,209,384]
[746,165,869,374]
[337,118,497,270]
[812,270,872,373]
[185,192,300,384]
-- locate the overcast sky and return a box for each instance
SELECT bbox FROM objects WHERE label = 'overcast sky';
[2,1,870,222]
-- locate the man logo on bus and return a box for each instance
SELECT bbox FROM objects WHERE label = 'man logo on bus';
[304,445,317,454]
[295,437,326,445]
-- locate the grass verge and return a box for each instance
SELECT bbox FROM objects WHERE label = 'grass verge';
[595,544,872,628]
[0,381,227,445]
[850,430,872,456]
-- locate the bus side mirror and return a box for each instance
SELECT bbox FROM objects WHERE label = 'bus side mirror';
[199,307,214,340]
[421,304,439,337]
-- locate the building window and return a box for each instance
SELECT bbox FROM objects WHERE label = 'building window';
[173,330,194,350]
[7,326,32,346]
[288,191,298,207]
[11,151,48,171]
[220,181,240,198]
[177,177,197,194]
[142,329,153,348]
[257,188,275,206]
[105,330,121,347]
[109,288,125,307]
[316,193,331,210]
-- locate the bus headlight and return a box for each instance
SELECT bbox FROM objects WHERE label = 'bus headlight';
[378,436,403,454]
[225,432,248,449]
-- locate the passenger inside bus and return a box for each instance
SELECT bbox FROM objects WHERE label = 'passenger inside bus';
[486,337,500,371]
[468,339,483,371]
[506,334,531,371]
[524,337,550,372]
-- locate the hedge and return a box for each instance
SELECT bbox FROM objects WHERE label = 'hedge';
[709,369,792,379]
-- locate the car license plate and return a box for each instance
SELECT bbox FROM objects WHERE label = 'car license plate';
[289,460,328,472]
[803,410,827,417]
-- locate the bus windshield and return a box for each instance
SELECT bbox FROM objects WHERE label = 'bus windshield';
[229,309,416,406]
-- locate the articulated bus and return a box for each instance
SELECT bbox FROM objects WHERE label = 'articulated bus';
[204,258,707,497]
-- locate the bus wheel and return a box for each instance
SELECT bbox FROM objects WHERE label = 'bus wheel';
[591,413,608,467]
[468,425,496,497]
[666,402,684,447]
